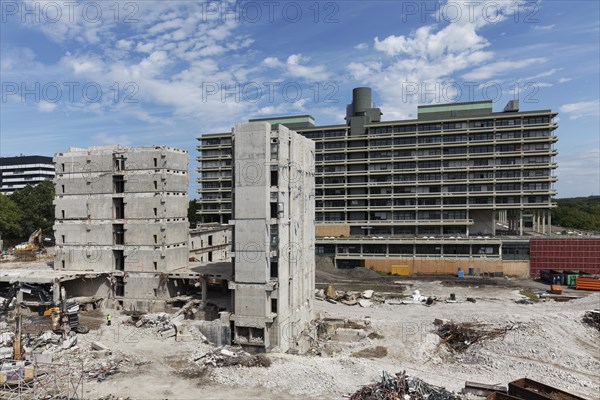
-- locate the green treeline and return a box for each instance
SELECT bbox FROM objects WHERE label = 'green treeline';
[552,196,600,232]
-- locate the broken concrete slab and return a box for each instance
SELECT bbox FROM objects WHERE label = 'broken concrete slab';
[160,328,176,339]
[332,328,367,342]
[362,290,374,299]
[91,341,111,352]
[358,299,373,308]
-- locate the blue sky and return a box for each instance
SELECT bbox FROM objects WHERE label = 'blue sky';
[1,0,599,198]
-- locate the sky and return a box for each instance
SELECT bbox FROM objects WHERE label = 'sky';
[1,0,599,198]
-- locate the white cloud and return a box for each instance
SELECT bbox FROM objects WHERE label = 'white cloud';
[463,58,545,81]
[559,100,600,119]
[263,54,329,81]
[558,77,573,84]
[345,1,536,119]
[523,68,561,81]
[354,43,368,50]
[38,101,57,112]
[532,24,556,31]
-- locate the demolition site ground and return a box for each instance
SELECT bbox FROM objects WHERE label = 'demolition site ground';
[0,259,598,400]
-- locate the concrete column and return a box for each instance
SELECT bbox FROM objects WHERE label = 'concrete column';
[519,209,524,236]
[53,283,61,305]
[542,212,546,235]
[201,277,207,302]
[548,211,552,235]
[533,212,537,233]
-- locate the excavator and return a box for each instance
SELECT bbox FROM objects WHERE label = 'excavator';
[14,228,44,260]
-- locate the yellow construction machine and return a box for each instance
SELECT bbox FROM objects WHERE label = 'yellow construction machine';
[14,228,44,260]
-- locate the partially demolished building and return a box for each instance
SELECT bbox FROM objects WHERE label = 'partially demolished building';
[53,146,191,309]
[229,122,316,352]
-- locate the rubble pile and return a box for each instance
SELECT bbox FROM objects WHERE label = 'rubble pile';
[130,312,172,329]
[435,320,514,353]
[316,286,384,307]
[582,310,600,331]
[86,358,124,382]
[350,370,461,400]
[190,346,271,368]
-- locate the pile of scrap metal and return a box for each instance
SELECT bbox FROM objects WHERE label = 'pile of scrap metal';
[350,370,460,400]
[316,285,383,307]
[189,346,271,368]
[582,310,600,331]
[463,378,586,400]
[435,320,514,353]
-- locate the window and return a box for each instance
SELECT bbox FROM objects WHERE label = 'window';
[114,157,125,171]
[114,224,124,245]
[153,208,158,216]
[154,158,158,167]
[271,298,278,313]
[113,176,125,193]
[113,198,124,219]
[154,181,158,190]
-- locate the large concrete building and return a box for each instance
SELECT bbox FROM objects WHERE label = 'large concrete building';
[198,87,558,275]
[0,155,55,194]
[229,122,315,352]
[53,146,190,307]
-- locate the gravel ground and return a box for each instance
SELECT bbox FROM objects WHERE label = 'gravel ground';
[10,279,600,399]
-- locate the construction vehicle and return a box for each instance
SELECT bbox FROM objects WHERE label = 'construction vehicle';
[0,282,88,334]
[14,228,45,260]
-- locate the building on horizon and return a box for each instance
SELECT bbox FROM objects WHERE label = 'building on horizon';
[0,155,55,195]
[198,87,558,276]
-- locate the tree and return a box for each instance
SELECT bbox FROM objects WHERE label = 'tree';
[10,181,55,238]
[188,199,201,228]
[0,195,23,246]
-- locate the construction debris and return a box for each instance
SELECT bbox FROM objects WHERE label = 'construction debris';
[316,288,386,306]
[190,346,271,368]
[349,370,460,400]
[87,358,124,382]
[435,321,514,353]
[582,310,600,331]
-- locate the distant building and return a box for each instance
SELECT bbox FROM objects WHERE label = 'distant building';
[229,122,316,353]
[0,155,55,194]
[199,87,558,276]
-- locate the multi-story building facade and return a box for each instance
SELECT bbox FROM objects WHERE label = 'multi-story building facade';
[189,223,231,264]
[229,122,315,352]
[198,88,557,274]
[0,155,55,194]
[53,146,190,306]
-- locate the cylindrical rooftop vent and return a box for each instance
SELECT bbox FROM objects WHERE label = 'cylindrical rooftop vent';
[352,87,372,114]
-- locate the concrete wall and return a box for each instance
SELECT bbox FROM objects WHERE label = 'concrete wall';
[189,225,232,263]
[54,245,188,272]
[53,145,189,275]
